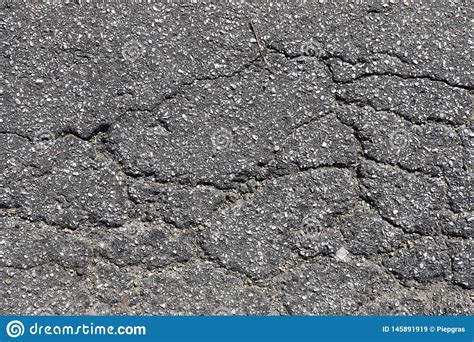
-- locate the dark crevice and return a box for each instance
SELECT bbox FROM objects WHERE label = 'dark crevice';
[335,71,472,92]
[62,123,112,142]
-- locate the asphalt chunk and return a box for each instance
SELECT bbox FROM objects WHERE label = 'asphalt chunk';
[1,0,472,316]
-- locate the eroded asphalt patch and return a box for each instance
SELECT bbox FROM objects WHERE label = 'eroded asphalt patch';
[0,0,472,315]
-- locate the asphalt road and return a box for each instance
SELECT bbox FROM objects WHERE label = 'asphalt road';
[0,0,472,315]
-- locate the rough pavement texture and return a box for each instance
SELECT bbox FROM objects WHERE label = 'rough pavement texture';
[1,0,473,315]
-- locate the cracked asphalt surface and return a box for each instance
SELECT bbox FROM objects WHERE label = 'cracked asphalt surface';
[0,0,473,316]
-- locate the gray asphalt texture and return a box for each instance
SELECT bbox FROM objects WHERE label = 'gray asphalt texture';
[0,0,473,316]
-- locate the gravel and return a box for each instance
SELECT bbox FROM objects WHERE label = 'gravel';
[0,0,472,316]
